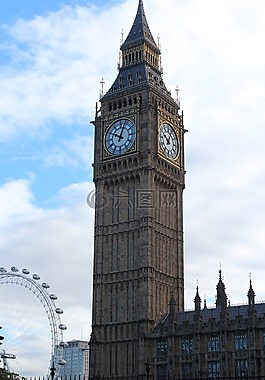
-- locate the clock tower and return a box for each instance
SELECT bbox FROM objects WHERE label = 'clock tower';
[89,1,185,378]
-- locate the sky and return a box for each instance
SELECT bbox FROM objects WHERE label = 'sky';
[1,0,265,375]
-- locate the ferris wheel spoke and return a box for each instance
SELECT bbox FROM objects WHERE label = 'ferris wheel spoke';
[0,266,67,377]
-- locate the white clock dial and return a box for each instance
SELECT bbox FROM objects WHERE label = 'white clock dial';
[159,123,178,159]
[105,119,136,155]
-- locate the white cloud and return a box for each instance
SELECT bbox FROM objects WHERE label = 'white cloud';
[0,4,108,140]
[43,134,94,168]
[0,179,94,374]
[144,0,265,307]
[0,178,38,226]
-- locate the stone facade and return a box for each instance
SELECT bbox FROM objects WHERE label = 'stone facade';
[152,272,265,379]
[89,1,265,379]
[90,1,185,378]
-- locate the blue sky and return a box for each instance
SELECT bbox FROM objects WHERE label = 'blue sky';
[0,0,112,23]
[0,0,122,207]
[1,0,265,376]
[0,0,102,205]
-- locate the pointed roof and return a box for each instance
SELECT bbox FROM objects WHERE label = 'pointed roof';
[194,285,201,305]
[194,285,202,319]
[248,279,255,296]
[121,0,159,52]
[169,294,176,316]
[247,278,256,305]
[216,269,228,308]
[101,0,173,102]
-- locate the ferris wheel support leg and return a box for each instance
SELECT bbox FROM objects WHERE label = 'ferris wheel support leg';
[50,361,56,380]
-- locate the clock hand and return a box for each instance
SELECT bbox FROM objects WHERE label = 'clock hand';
[113,122,127,141]
[116,121,126,141]
[114,133,124,140]
[163,133,170,145]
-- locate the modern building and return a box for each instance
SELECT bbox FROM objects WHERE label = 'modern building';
[89,1,265,379]
[60,340,89,379]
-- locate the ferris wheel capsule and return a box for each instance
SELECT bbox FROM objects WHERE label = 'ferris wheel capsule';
[0,266,66,376]
[59,341,68,348]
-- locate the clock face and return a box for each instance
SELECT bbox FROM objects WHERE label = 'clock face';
[159,123,179,159]
[105,119,136,155]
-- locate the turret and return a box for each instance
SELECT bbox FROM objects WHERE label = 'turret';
[194,284,202,320]
[169,294,176,317]
[247,277,255,306]
[216,269,228,309]
[247,276,256,318]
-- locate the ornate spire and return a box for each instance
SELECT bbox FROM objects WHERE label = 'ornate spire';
[247,275,256,319]
[121,0,159,53]
[216,269,228,309]
[169,293,176,317]
[101,0,170,101]
[247,274,255,306]
[194,282,202,319]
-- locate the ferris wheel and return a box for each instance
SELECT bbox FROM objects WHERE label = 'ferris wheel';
[0,266,67,377]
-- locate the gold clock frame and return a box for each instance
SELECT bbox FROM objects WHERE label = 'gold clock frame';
[102,111,139,160]
[157,117,181,166]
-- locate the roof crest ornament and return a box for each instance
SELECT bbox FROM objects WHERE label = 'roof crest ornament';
[117,29,124,70]
[99,78,105,99]
[157,34,163,73]
[175,86,180,107]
